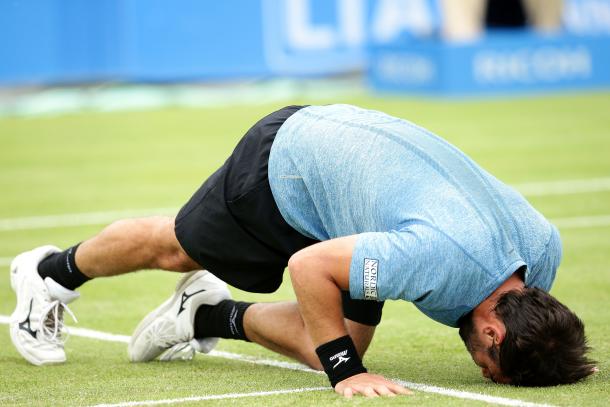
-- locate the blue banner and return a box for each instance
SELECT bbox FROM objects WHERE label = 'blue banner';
[1,0,609,96]
[0,0,445,85]
[368,32,610,96]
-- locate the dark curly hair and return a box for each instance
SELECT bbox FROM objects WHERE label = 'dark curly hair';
[459,287,596,386]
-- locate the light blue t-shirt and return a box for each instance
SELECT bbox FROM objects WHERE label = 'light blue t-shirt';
[268,104,562,327]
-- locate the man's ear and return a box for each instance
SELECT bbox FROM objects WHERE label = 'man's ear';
[482,325,505,346]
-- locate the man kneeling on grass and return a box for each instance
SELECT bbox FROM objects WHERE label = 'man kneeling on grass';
[10,104,595,397]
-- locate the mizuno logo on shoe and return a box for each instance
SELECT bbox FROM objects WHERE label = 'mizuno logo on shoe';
[19,299,37,338]
[177,289,206,315]
[329,350,350,369]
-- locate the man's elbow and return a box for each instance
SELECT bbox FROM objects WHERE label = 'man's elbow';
[289,245,340,289]
[288,250,307,283]
[288,248,322,286]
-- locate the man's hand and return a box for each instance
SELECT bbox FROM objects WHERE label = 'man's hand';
[334,372,412,398]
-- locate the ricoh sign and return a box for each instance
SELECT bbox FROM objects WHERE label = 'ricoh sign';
[374,54,436,86]
[473,46,593,85]
[369,33,610,95]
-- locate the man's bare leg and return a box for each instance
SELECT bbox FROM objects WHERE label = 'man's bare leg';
[76,216,199,277]
[10,214,204,366]
[243,302,376,370]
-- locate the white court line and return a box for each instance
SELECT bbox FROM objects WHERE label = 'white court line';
[0,315,555,407]
[394,381,554,407]
[515,177,610,196]
[552,215,610,229]
[0,213,609,267]
[0,207,177,232]
[90,388,328,407]
[0,210,609,233]
[0,177,609,232]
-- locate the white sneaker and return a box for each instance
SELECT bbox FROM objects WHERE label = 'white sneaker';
[9,246,79,366]
[128,270,231,362]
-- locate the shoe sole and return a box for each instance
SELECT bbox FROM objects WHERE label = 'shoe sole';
[9,323,65,366]
[128,270,207,362]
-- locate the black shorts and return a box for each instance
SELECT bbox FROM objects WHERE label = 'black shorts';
[175,105,384,326]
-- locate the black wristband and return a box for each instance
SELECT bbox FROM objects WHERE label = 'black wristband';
[315,335,367,387]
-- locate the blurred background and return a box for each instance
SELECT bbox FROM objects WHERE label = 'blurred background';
[0,0,609,114]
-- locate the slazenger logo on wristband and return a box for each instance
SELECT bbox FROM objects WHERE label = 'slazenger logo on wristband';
[329,349,350,369]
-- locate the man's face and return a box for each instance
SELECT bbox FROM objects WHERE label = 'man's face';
[460,317,511,384]
[467,346,510,384]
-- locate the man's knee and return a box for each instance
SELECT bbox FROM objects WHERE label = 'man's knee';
[297,344,324,371]
[305,356,324,371]
[147,217,199,271]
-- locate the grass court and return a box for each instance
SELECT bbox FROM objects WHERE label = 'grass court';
[1,92,609,406]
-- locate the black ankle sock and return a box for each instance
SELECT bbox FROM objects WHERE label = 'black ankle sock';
[37,244,91,290]
[194,300,253,341]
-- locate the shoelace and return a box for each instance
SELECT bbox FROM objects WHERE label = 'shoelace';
[39,300,77,345]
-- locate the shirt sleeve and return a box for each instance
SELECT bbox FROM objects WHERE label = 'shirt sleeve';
[348,225,502,327]
[348,226,447,303]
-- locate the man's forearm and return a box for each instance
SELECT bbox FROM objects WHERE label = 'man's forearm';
[288,251,347,345]
[288,236,369,386]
